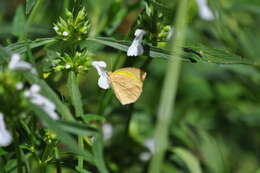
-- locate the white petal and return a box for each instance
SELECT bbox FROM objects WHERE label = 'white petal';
[140,152,152,162]
[102,123,113,141]
[30,84,41,94]
[53,26,58,31]
[196,0,215,21]
[25,85,59,120]
[92,61,110,89]
[63,31,69,36]
[167,28,174,40]
[127,29,146,56]
[42,107,59,120]
[65,64,72,69]
[8,54,21,70]
[16,82,24,90]
[200,6,215,20]
[98,75,110,89]
[0,113,12,147]
[8,54,38,74]
[92,61,107,69]
[127,40,144,56]
[144,139,155,153]
[30,94,55,110]
[135,29,146,39]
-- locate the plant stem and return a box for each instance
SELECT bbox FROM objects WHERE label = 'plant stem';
[54,147,62,173]
[67,71,85,169]
[148,1,189,173]
[78,136,84,169]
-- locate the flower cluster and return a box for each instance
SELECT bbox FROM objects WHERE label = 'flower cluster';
[8,54,59,119]
[52,51,92,73]
[53,7,91,41]
[158,25,174,41]
[0,53,60,147]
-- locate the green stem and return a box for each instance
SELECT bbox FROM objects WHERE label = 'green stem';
[67,71,85,169]
[78,136,84,169]
[54,147,62,173]
[148,1,189,173]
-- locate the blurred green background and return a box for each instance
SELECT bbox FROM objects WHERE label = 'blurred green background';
[1,0,260,172]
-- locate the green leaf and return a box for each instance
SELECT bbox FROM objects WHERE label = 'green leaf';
[57,120,98,136]
[75,166,92,173]
[184,44,253,65]
[6,38,57,54]
[0,46,10,64]
[23,72,74,121]
[0,148,8,156]
[29,103,94,163]
[87,37,257,66]
[26,0,36,15]
[83,114,106,122]
[67,71,84,118]
[12,5,26,37]
[92,134,109,173]
[87,37,173,60]
[171,147,202,173]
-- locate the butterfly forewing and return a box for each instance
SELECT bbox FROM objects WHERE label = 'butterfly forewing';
[108,68,146,105]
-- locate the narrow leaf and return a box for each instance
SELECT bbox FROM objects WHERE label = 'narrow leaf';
[172,147,202,173]
[57,120,98,136]
[87,37,256,66]
[29,104,94,163]
[26,0,36,15]
[6,38,57,54]
[92,134,109,173]
[67,71,84,118]
[12,6,26,37]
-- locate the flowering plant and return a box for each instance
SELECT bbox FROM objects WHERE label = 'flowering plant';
[0,0,259,173]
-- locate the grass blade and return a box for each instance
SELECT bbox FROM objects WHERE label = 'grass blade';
[148,1,189,173]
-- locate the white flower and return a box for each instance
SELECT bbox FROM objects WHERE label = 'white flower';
[65,64,72,69]
[63,31,69,36]
[140,152,152,162]
[196,0,215,21]
[8,54,37,75]
[53,26,58,31]
[167,27,174,40]
[127,29,146,56]
[91,61,110,89]
[144,138,155,153]
[139,138,155,162]
[24,84,59,120]
[102,123,113,141]
[15,82,24,90]
[0,113,12,147]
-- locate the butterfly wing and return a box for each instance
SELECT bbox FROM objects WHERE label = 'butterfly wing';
[109,68,146,105]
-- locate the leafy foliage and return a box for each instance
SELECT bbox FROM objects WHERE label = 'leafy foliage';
[0,0,260,173]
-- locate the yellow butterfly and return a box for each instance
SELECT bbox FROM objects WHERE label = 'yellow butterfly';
[108,68,147,105]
